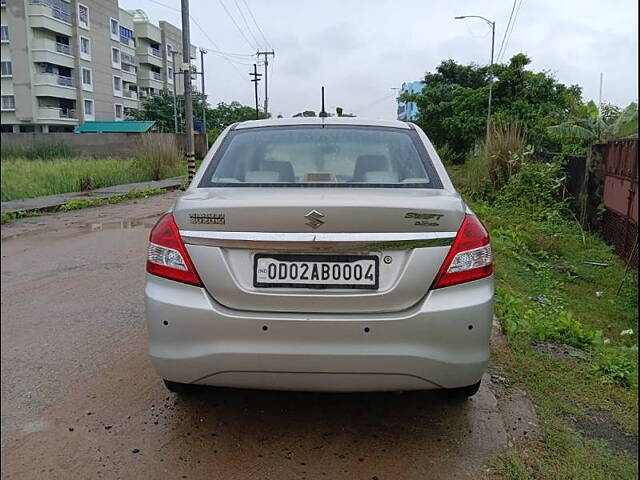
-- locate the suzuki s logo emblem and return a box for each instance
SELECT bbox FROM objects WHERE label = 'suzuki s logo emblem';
[304,209,325,229]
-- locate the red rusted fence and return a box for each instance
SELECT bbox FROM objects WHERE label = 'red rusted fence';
[600,138,638,268]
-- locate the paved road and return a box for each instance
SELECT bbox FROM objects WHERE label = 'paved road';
[1,193,537,480]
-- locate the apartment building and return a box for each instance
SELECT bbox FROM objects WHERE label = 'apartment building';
[0,0,197,132]
[396,80,425,122]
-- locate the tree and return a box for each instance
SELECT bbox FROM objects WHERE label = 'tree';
[406,54,585,162]
[293,110,317,117]
[128,91,266,137]
[127,92,177,132]
[547,101,638,143]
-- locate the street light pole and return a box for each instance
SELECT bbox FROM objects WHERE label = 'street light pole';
[200,48,207,146]
[455,15,495,148]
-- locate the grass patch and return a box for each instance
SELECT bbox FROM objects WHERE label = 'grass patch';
[59,187,167,211]
[1,140,74,160]
[447,163,638,479]
[1,157,186,202]
[0,209,45,224]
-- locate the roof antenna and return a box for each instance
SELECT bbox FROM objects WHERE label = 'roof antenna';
[319,86,328,121]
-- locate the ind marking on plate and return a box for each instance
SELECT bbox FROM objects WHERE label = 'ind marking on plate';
[189,213,225,225]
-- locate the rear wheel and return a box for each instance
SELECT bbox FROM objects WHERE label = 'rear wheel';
[444,379,482,400]
[163,379,198,395]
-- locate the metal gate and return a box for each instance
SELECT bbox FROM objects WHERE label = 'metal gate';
[601,138,638,268]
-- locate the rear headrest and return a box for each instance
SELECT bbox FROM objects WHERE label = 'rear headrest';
[353,155,389,182]
[262,160,295,183]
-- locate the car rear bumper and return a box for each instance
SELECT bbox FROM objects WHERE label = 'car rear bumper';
[144,274,494,392]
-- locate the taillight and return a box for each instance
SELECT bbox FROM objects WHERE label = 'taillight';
[146,213,203,286]
[431,214,492,289]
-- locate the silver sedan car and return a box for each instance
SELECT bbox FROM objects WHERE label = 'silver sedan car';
[145,117,493,397]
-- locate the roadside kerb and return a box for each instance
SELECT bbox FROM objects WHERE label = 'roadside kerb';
[0,178,184,215]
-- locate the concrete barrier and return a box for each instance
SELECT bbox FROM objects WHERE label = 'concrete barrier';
[0,132,208,159]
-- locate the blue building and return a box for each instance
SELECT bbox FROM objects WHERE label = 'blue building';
[397,81,425,121]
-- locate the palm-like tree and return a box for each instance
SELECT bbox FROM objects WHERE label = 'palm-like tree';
[547,102,638,142]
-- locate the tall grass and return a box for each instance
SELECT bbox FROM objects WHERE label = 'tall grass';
[1,140,74,160]
[465,122,531,197]
[1,157,185,202]
[133,134,180,181]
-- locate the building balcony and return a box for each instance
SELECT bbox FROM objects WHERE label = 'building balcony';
[31,40,75,68]
[137,74,163,89]
[133,22,161,43]
[28,0,73,36]
[123,89,138,100]
[37,107,78,122]
[33,73,77,99]
[136,50,163,68]
[123,90,139,109]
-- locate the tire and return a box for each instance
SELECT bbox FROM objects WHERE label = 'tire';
[444,379,482,400]
[163,379,198,395]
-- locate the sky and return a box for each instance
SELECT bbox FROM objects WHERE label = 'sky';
[119,0,639,120]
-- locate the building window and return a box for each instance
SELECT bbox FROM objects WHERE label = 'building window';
[110,18,119,40]
[113,75,122,96]
[0,26,8,43]
[0,60,11,76]
[119,25,135,47]
[114,103,123,120]
[166,44,173,58]
[81,67,92,91]
[80,36,91,60]
[83,98,94,119]
[111,47,120,68]
[1,95,15,111]
[78,4,90,29]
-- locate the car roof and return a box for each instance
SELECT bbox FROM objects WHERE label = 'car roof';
[234,117,413,130]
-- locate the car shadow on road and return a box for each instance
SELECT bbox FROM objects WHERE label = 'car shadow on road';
[138,378,505,478]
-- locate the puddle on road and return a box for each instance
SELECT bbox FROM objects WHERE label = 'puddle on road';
[1,216,159,244]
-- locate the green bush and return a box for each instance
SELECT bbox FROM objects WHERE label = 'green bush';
[495,160,568,219]
[591,348,638,388]
[497,288,604,350]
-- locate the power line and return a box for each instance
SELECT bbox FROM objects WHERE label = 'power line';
[498,0,524,62]
[217,0,258,50]
[145,0,254,60]
[241,0,272,50]
[353,91,397,114]
[496,0,517,63]
[233,0,261,49]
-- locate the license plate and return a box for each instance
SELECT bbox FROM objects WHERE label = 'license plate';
[253,254,379,289]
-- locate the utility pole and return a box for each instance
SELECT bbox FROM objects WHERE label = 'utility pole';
[256,50,274,117]
[180,0,196,182]
[455,15,495,149]
[200,48,208,146]
[249,64,262,119]
[171,49,178,133]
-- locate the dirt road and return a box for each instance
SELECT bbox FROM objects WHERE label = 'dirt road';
[1,193,537,479]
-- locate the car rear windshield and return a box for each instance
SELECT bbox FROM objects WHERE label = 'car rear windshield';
[199,126,442,188]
